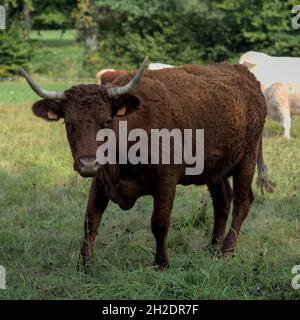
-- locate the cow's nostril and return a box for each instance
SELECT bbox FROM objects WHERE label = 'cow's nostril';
[76,157,100,177]
[80,157,98,167]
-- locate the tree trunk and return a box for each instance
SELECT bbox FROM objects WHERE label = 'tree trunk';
[84,25,98,52]
[23,3,31,34]
[82,0,99,68]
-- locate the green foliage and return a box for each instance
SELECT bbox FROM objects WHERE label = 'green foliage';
[28,30,87,78]
[94,0,204,66]
[3,0,300,75]
[0,23,31,77]
[32,0,76,30]
[213,0,300,57]
[0,1,32,77]
[34,11,69,29]
[88,0,300,66]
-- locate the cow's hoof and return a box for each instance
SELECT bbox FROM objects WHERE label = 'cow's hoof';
[221,237,237,255]
[221,245,236,257]
[153,259,169,271]
[77,254,92,273]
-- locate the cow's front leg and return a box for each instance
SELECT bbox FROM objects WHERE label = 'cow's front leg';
[79,177,109,270]
[208,178,232,248]
[278,105,291,139]
[282,112,291,139]
[222,155,256,254]
[151,177,176,270]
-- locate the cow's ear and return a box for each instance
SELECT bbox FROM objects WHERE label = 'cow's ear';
[32,100,64,121]
[112,94,142,117]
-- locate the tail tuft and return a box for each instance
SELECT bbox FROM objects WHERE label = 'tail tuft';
[256,173,276,195]
[256,138,275,195]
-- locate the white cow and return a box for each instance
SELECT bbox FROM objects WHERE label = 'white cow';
[239,51,300,91]
[240,51,300,138]
[264,83,300,138]
[148,63,175,70]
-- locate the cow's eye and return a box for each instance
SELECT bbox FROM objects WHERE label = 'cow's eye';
[104,118,112,127]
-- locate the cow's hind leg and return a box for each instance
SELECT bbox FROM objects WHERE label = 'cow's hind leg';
[222,152,257,254]
[79,177,109,270]
[281,110,291,139]
[276,102,291,138]
[151,176,177,270]
[208,178,232,249]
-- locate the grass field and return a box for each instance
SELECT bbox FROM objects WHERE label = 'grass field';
[0,30,300,300]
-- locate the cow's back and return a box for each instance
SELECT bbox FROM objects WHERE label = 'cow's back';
[111,63,266,184]
[129,63,266,140]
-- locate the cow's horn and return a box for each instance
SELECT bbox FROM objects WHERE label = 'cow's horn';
[19,67,66,100]
[107,56,148,98]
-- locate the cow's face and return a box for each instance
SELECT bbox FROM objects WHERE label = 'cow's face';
[20,57,147,177]
[31,85,141,177]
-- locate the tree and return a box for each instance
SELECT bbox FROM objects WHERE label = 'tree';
[32,0,76,32]
[23,0,33,34]
[0,1,31,76]
[74,0,99,71]
[89,0,203,68]
[211,0,300,57]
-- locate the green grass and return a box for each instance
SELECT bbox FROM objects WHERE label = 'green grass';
[28,29,89,79]
[30,30,77,42]
[0,79,299,300]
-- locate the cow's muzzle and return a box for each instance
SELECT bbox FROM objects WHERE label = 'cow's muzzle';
[75,157,100,177]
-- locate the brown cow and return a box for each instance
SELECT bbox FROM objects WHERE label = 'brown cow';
[20,58,274,269]
[95,68,128,85]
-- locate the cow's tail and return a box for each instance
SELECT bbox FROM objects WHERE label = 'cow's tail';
[256,136,275,194]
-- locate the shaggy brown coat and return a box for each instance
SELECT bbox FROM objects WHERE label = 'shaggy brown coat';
[31,63,273,269]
